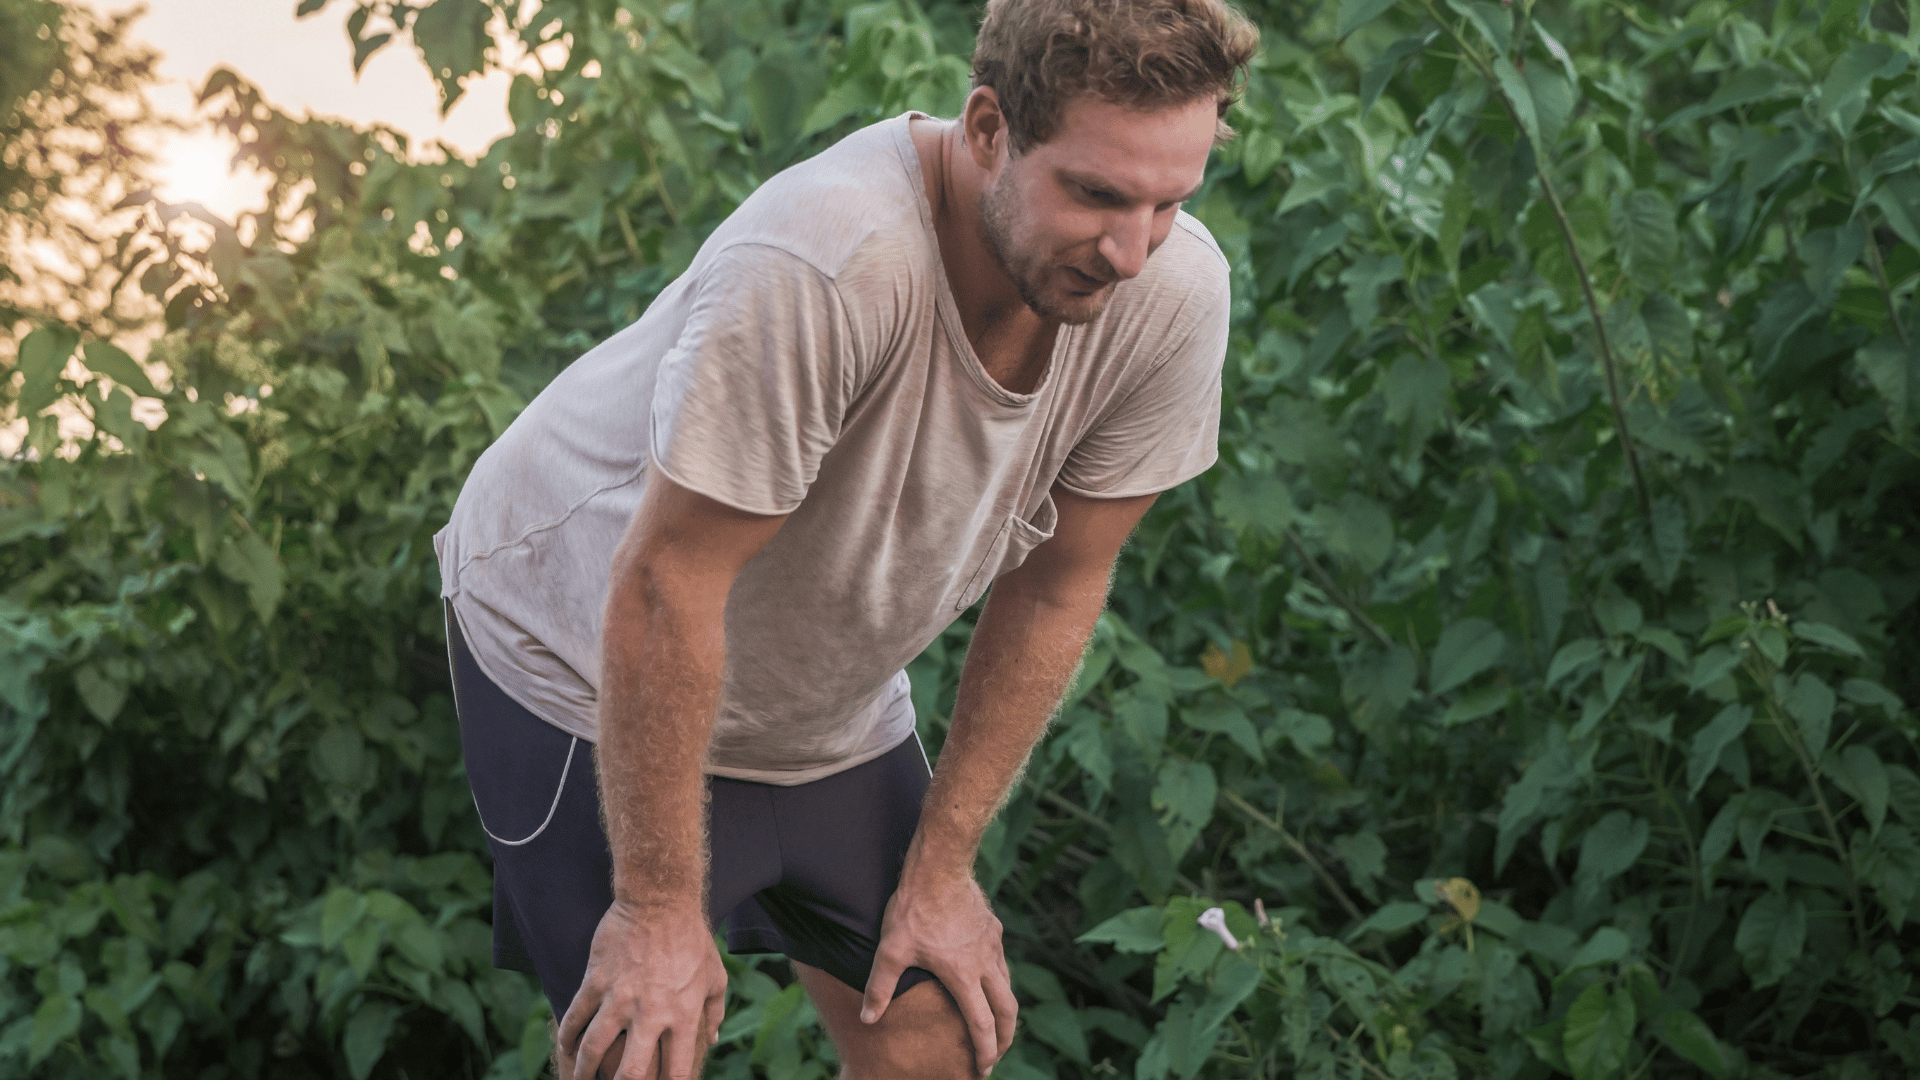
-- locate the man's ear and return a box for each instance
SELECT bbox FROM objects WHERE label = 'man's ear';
[961,86,1010,171]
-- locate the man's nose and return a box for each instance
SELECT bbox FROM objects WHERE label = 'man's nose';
[1097,208,1154,281]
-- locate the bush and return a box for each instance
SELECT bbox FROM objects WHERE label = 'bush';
[3,1,1917,1078]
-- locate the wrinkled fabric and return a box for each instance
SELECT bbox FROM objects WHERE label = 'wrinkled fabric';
[435,112,1229,784]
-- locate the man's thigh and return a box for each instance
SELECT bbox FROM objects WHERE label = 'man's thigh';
[794,961,977,1080]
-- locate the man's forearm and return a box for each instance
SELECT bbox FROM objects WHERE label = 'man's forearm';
[597,555,727,908]
[905,571,1109,880]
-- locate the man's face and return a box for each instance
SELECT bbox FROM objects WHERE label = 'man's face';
[977,93,1218,325]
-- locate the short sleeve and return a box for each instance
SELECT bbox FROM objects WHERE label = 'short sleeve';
[648,244,858,516]
[1054,280,1230,499]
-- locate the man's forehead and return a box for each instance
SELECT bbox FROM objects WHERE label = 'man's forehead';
[1028,95,1217,191]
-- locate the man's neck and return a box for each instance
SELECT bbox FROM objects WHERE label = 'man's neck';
[910,117,1058,390]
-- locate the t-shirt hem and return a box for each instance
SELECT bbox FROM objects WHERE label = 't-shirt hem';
[703,724,920,786]
[447,597,602,743]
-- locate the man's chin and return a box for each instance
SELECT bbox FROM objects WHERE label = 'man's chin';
[1029,287,1112,326]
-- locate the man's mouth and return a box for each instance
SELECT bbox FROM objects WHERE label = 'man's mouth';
[1065,266,1112,290]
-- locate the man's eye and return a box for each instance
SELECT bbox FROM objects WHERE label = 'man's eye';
[1082,186,1115,203]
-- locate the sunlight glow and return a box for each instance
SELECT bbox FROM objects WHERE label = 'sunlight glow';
[152,130,271,220]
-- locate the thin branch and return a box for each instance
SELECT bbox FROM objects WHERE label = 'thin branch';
[1220,788,1368,928]
[1283,528,1394,648]
[1864,221,1913,352]
[1418,0,1653,520]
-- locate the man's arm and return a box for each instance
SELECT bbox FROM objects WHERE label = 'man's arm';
[859,486,1159,1075]
[557,476,786,1080]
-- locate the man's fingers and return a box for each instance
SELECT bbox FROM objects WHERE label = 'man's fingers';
[956,982,1001,1075]
[595,1031,628,1080]
[704,987,727,1045]
[986,971,1020,1056]
[573,1015,621,1080]
[859,953,906,1024]
[661,1025,702,1080]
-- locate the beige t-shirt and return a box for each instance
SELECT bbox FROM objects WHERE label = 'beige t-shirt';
[435,112,1229,785]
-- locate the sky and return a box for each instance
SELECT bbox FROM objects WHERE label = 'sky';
[111,0,517,220]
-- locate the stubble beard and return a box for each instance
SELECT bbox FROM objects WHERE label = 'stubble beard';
[977,167,1110,326]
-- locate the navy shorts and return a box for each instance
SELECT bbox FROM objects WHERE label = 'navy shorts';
[445,607,939,1011]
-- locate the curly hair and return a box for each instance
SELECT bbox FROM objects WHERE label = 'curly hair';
[970,0,1260,152]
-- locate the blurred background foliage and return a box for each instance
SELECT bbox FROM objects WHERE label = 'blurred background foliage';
[2,0,1918,1078]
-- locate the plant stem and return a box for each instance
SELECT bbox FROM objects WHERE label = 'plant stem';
[1863,219,1913,352]
[1283,528,1394,648]
[1221,788,1368,927]
[1753,660,1870,942]
[1418,0,1653,519]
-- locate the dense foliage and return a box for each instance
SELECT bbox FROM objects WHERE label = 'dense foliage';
[2,0,1917,1078]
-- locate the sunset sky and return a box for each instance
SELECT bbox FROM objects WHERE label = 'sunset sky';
[112,0,515,218]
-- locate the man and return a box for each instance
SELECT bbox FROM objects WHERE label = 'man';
[434,0,1258,1076]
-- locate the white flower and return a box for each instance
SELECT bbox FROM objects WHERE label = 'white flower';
[1197,906,1239,950]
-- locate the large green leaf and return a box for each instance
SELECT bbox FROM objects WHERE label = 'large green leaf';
[1734,892,1807,989]
[1562,983,1633,1080]
[1429,617,1505,696]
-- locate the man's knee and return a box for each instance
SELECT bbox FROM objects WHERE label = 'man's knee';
[839,981,979,1080]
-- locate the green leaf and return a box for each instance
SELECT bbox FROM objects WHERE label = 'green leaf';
[16,325,80,416]
[1151,757,1217,830]
[1612,189,1677,286]
[215,531,284,623]
[1493,58,1539,144]
[1831,744,1890,834]
[1563,926,1630,976]
[1078,907,1166,954]
[1361,32,1433,117]
[81,342,159,397]
[1448,0,1512,56]
[343,1001,401,1080]
[1547,638,1603,689]
[1658,64,1792,130]
[1212,471,1294,539]
[1688,704,1752,797]
[1429,617,1505,695]
[74,661,129,724]
[1443,684,1510,726]
[411,0,492,111]
[28,993,81,1068]
[1735,891,1806,989]
[1338,252,1402,330]
[1793,620,1866,659]
[1687,644,1742,692]
[1576,811,1649,887]
[1562,983,1634,1080]
[1661,1010,1732,1080]
[1819,44,1905,131]
[1524,62,1575,146]
[1782,673,1837,759]
[1440,174,1471,277]
[320,887,367,950]
[1314,493,1394,574]
[1872,174,1920,253]
[1337,0,1399,39]
[1382,352,1452,443]
[1347,901,1431,939]
[1024,1000,1090,1066]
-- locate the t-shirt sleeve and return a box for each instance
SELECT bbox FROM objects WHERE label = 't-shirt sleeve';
[1054,277,1230,499]
[648,244,859,516]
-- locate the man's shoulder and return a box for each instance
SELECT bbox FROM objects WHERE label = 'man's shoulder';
[1102,210,1231,338]
[703,117,929,282]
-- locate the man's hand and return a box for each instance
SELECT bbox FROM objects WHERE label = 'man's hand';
[556,900,727,1080]
[860,867,1017,1075]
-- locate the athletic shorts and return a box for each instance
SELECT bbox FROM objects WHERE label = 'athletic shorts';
[445,606,939,1011]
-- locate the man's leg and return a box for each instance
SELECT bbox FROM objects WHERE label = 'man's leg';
[793,961,978,1080]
